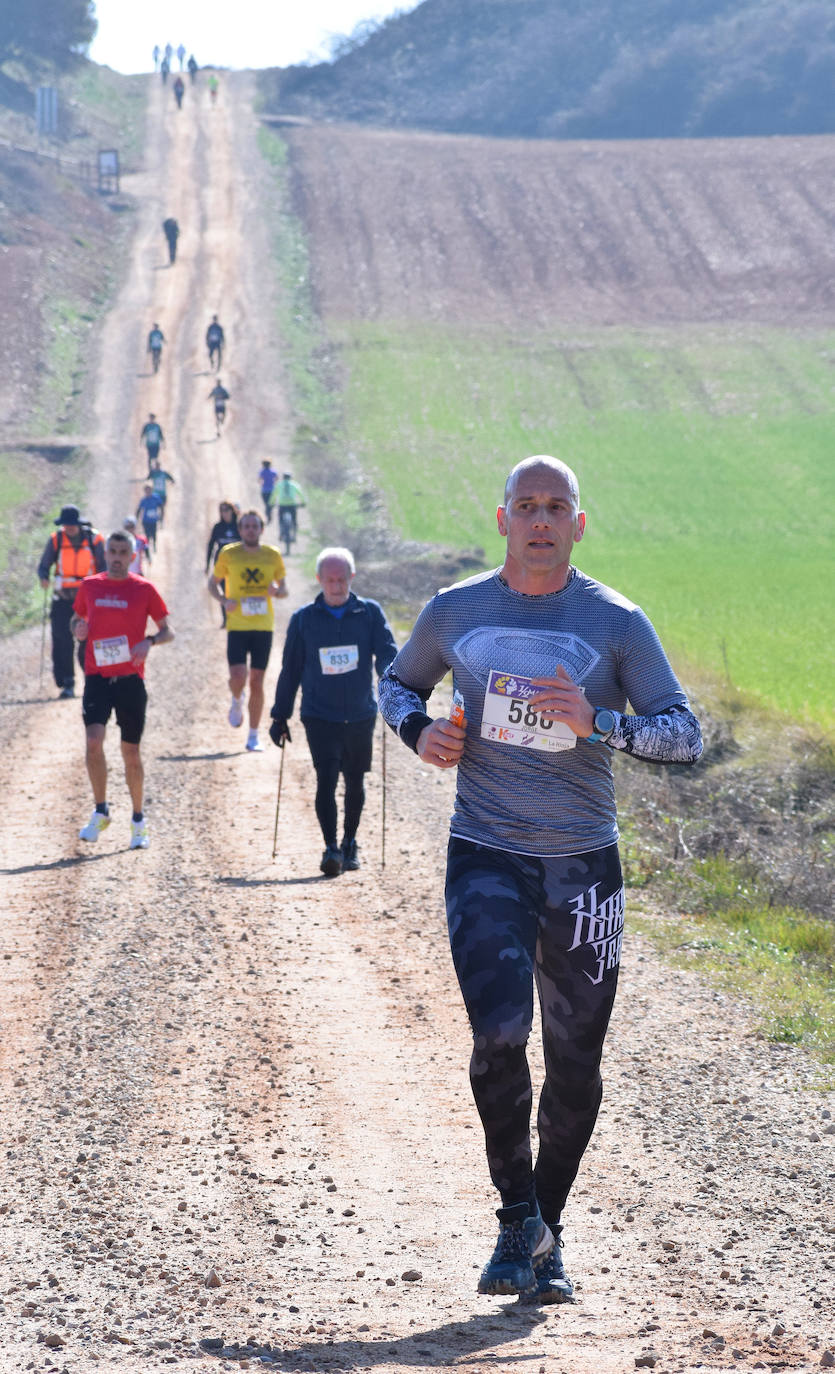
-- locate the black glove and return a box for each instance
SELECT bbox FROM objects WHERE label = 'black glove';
[269,718,291,748]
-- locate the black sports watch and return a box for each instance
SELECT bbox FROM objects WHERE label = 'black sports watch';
[587,707,616,743]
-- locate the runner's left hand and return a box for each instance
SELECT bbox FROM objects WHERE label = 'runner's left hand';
[529,666,596,737]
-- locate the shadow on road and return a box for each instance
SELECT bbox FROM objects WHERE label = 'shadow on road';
[197,1309,548,1370]
[159,750,239,762]
[1,853,111,876]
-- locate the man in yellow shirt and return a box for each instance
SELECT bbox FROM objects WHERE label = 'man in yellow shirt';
[208,510,287,751]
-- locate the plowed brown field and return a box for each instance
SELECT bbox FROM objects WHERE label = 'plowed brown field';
[0,81,832,1374]
[284,124,835,326]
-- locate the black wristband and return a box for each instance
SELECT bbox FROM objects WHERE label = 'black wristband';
[399,711,434,754]
[148,634,157,646]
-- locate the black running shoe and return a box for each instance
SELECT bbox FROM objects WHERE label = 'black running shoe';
[342,839,360,871]
[477,1202,553,1296]
[320,845,343,877]
[520,1229,574,1304]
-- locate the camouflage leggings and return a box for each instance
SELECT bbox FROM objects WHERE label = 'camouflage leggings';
[445,837,624,1225]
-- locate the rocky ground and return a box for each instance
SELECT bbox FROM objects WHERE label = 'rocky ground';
[0,73,832,1374]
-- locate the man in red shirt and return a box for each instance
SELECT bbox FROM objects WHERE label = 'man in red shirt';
[71,530,174,849]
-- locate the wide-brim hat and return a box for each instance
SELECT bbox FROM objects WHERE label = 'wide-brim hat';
[55,504,84,525]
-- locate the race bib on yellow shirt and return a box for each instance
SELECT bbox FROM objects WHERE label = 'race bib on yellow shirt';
[319,644,359,675]
[481,669,576,752]
[93,635,131,668]
[241,596,269,617]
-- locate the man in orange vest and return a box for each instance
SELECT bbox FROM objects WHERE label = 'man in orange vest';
[37,505,106,698]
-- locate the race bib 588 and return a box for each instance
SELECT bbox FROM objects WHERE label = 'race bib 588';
[481,669,576,752]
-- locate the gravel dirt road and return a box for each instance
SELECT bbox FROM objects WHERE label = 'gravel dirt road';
[0,76,832,1374]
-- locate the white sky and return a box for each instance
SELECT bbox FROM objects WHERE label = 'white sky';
[88,0,416,74]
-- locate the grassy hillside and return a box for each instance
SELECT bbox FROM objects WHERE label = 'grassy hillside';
[264,0,835,140]
[322,319,835,729]
[0,60,146,632]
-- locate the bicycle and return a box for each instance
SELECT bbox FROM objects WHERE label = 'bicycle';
[279,506,294,556]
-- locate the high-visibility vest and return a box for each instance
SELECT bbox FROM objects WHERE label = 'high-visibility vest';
[52,529,100,590]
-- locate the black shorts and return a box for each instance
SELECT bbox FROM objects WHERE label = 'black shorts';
[226,629,272,671]
[303,716,375,775]
[82,673,148,744]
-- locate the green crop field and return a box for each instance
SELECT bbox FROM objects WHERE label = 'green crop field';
[324,320,835,730]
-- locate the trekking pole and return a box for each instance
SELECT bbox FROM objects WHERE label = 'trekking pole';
[39,586,48,687]
[381,718,387,870]
[271,744,286,860]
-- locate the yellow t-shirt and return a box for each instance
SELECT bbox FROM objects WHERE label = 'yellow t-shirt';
[213,542,286,631]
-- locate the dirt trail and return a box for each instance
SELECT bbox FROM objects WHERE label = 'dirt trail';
[0,76,833,1374]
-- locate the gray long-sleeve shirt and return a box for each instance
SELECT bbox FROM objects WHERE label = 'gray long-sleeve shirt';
[378,567,702,857]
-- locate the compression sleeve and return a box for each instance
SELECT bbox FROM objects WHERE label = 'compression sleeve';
[378,669,433,750]
[609,704,703,764]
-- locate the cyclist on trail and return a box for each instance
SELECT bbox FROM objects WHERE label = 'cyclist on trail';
[206,315,224,370]
[162,217,179,264]
[258,460,279,520]
[378,454,703,1305]
[270,546,397,876]
[208,510,287,752]
[205,500,240,628]
[146,459,176,524]
[187,54,198,84]
[173,74,185,109]
[147,324,164,374]
[123,516,151,574]
[140,413,165,463]
[37,504,106,699]
[208,380,229,436]
[136,486,164,551]
[276,471,305,542]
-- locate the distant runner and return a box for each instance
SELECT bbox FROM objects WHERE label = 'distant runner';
[136,486,164,551]
[123,516,151,574]
[162,217,179,264]
[205,315,224,370]
[258,460,279,520]
[187,54,198,84]
[207,73,219,104]
[37,504,106,698]
[72,530,174,850]
[146,459,176,524]
[270,547,397,876]
[147,324,164,373]
[208,380,229,436]
[140,413,165,463]
[378,454,703,1303]
[173,74,185,109]
[205,500,240,628]
[208,510,287,752]
[176,42,186,69]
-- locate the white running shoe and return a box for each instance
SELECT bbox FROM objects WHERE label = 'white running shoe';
[246,729,263,752]
[129,818,150,850]
[79,809,111,842]
[228,695,244,727]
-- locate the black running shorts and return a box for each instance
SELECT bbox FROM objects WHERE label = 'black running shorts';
[226,629,272,671]
[302,716,375,775]
[82,673,148,744]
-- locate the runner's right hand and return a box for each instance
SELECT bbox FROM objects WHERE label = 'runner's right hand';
[269,719,291,748]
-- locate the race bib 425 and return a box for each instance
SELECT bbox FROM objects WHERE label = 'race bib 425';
[481,669,576,752]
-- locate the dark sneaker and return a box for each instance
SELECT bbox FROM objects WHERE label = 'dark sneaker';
[342,839,360,871]
[520,1230,574,1304]
[320,845,343,877]
[477,1202,553,1297]
[59,685,75,699]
